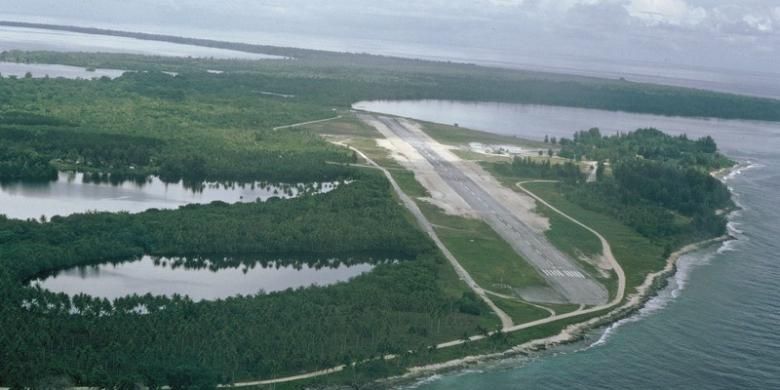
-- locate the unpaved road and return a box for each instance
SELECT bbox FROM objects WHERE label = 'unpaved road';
[366,115,608,305]
[272,115,341,130]
[217,145,627,389]
[516,180,625,306]
[331,140,514,330]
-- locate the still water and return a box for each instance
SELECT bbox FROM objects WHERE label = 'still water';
[33,256,374,301]
[356,100,780,389]
[0,61,125,79]
[354,100,780,155]
[0,25,285,60]
[0,171,340,220]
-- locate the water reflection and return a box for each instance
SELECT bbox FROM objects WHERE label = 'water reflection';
[353,100,780,156]
[0,25,285,60]
[0,171,343,220]
[32,255,377,301]
[0,61,126,79]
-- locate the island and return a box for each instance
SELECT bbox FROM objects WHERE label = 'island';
[0,28,757,388]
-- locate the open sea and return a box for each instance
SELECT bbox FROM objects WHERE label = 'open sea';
[409,158,780,389]
[354,101,780,389]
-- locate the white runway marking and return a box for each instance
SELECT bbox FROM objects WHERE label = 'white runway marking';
[542,269,585,278]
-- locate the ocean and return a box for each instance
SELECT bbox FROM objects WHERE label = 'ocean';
[1,22,778,389]
[356,102,780,390]
[408,159,780,389]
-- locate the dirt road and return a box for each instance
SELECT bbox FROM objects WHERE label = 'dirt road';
[331,140,514,329]
[366,115,608,305]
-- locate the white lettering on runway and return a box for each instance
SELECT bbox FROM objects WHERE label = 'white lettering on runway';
[542,269,585,278]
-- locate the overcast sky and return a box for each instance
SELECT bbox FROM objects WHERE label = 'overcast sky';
[1,0,779,74]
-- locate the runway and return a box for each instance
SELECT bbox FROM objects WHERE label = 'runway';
[375,116,608,305]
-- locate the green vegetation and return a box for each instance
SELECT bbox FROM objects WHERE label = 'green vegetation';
[559,128,733,242]
[488,127,731,291]
[522,181,666,291]
[303,113,382,138]
[491,157,582,182]
[0,72,353,182]
[538,206,602,260]
[0,173,495,387]
[421,121,543,148]
[491,296,551,323]
[3,30,780,122]
[558,127,733,169]
[0,39,741,387]
[417,202,546,295]
[0,69,499,387]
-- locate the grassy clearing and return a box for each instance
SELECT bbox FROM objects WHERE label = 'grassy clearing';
[417,202,547,295]
[450,149,513,163]
[484,162,615,287]
[531,201,617,296]
[305,115,482,301]
[309,113,431,198]
[491,296,551,323]
[523,181,666,292]
[392,170,430,198]
[256,304,615,389]
[303,113,382,138]
[420,121,546,148]
[538,205,602,259]
[545,303,583,315]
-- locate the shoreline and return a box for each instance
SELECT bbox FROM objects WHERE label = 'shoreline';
[385,235,730,388]
[384,161,743,388]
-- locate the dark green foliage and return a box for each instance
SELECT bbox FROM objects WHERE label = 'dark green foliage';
[493,128,732,245]
[564,180,685,240]
[0,172,489,386]
[0,173,428,280]
[0,72,353,182]
[492,157,582,182]
[612,159,732,216]
[0,145,57,180]
[455,292,482,316]
[558,127,733,170]
[0,125,161,179]
[558,129,733,243]
[3,44,780,121]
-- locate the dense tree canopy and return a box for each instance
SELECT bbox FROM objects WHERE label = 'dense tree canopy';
[0,172,491,387]
[0,72,354,182]
[493,128,733,244]
[493,157,582,182]
[0,46,744,387]
[3,48,780,121]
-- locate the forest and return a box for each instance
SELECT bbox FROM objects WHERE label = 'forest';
[0,171,494,387]
[497,128,733,246]
[0,72,354,183]
[491,157,582,182]
[0,51,515,387]
[3,45,780,121]
[0,41,745,387]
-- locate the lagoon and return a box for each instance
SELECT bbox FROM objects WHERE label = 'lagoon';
[0,171,340,220]
[351,99,780,390]
[0,60,125,79]
[0,25,285,60]
[33,256,374,301]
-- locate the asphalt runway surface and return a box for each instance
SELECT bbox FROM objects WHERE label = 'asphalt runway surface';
[377,116,608,305]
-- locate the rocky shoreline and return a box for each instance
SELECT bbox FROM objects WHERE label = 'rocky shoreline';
[384,161,743,388]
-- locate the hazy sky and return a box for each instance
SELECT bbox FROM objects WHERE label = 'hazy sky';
[1,0,779,73]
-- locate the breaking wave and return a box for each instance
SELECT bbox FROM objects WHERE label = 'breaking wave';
[588,161,758,349]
